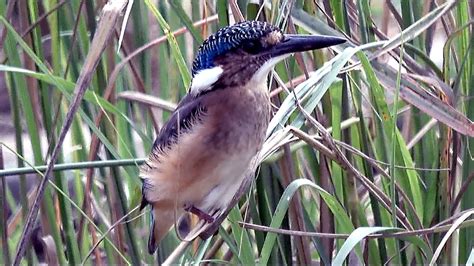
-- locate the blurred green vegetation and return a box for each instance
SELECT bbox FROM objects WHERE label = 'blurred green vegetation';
[0,0,473,264]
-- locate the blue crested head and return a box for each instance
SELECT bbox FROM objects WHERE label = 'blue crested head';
[188,21,345,93]
[191,21,281,76]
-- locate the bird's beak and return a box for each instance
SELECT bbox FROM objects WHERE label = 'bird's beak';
[270,34,346,57]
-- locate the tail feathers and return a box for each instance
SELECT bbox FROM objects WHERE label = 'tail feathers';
[147,207,181,254]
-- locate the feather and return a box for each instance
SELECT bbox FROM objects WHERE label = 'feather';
[147,209,158,253]
[190,66,223,96]
[140,21,278,253]
[140,94,207,249]
[140,93,205,173]
[177,157,257,241]
[147,205,184,254]
[192,21,279,75]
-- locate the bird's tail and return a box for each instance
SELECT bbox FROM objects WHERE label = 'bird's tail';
[147,206,182,254]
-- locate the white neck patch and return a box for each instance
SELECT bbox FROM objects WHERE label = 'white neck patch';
[251,54,290,83]
[190,66,224,96]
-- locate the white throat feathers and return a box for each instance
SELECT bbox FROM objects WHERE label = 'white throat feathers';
[251,54,290,83]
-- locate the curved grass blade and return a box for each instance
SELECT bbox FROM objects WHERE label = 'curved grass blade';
[291,4,474,137]
[332,227,399,266]
[467,248,474,265]
[2,144,130,264]
[375,64,474,137]
[267,43,376,137]
[358,52,423,221]
[430,210,474,265]
[259,178,357,265]
[0,15,148,170]
[0,65,151,146]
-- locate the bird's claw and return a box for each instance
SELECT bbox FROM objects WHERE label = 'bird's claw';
[184,205,215,223]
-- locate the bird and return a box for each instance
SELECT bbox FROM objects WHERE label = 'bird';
[140,20,345,254]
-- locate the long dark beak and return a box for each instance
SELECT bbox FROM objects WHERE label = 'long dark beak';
[270,34,346,57]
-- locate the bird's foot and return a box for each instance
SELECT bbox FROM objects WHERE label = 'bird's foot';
[184,205,215,223]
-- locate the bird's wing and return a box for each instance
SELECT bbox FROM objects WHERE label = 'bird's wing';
[153,94,206,151]
[140,93,208,253]
[140,93,207,209]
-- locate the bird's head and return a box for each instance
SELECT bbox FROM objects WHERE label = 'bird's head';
[190,20,346,96]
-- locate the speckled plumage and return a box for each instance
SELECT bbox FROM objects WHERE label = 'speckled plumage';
[139,19,346,254]
[192,21,280,75]
[140,81,271,253]
[140,21,279,253]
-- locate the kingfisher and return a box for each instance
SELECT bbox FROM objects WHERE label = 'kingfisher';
[140,20,345,254]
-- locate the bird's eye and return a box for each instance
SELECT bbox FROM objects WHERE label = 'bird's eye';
[242,40,263,54]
